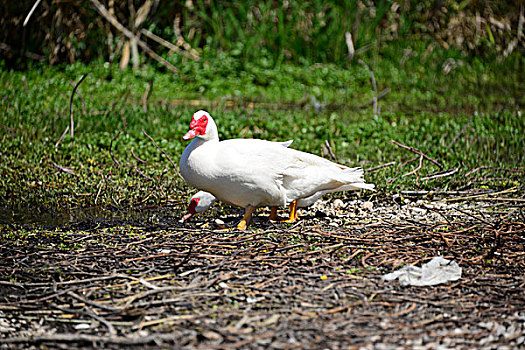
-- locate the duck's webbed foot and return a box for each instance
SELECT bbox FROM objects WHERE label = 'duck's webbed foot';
[237,205,256,230]
[280,200,298,223]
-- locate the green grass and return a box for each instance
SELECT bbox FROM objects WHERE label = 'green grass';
[0,43,523,216]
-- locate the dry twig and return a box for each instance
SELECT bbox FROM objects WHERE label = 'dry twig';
[391,140,443,168]
[23,0,42,26]
[69,73,88,137]
[365,161,395,172]
[88,0,179,74]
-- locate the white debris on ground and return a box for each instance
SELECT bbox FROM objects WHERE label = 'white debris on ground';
[382,256,462,286]
[296,195,520,227]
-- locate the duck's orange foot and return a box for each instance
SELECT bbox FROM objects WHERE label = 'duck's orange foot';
[237,220,247,230]
[280,200,299,223]
[280,218,297,224]
[237,205,256,230]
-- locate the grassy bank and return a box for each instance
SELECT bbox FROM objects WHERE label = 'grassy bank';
[0,45,523,216]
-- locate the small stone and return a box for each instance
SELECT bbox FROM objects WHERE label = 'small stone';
[333,199,344,209]
[362,201,373,210]
[74,323,91,330]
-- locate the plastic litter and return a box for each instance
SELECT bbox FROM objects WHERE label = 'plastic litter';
[382,256,462,286]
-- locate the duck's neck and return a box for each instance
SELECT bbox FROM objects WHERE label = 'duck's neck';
[189,134,219,151]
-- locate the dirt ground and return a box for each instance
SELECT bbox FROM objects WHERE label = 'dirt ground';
[1,195,524,349]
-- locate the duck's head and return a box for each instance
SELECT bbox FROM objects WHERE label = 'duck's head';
[180,191,217,222]
[183,110,218,141]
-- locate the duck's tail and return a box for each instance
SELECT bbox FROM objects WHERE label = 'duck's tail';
[335,167,375,191]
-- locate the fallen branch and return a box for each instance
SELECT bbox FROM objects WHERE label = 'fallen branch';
[421,168,459,181]
[131,148,148,165]
[365,161,395,172]
[323,140,337,161]
[140,28,198,61]
[444,187,518,203]
[52,161,77,176]
[69,73,88,137]
[465,165,491,177]
[173,14,201,61]
[398,155,420,169]
[402,154,423,177]
[391,140,443,168]
[89,0,179,74]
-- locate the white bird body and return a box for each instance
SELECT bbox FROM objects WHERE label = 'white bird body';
[179,110,374,229]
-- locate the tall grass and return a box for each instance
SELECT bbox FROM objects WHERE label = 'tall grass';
[2,1,522,67]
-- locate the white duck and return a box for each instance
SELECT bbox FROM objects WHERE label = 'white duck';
[181,139,294,223]
[179,110,374,229]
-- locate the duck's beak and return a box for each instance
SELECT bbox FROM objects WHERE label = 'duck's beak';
[183,129,198,140]
[180,212,193,222]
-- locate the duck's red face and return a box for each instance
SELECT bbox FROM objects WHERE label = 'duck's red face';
[181,197,200,222]
[183,112,209,140]
[187,197,200,214]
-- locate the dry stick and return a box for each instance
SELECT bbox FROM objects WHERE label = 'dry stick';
[51,302,117,336]
[142,128,184,180]
[55,126,70,148]
[173,15,201,60]
[403,154,424,177]
[69,73,88,137]
[452,207,493,227]
[23,0,42,26]
[324,140,337,161]
[391,140,443,168]
[131,148,148,164]
[142,80,153,113]
[361,88,390,108]
[365,161,395,172]
[89,0,179,74]
[140,28,198,61]
[66,291,121,312]
[398,155,419,169]
[110,124,127,167]
[52,161,77,176]
[133,165,153,181]
[345,32,355,60]
[357,59,379,115]
[465,165,491,177]
[68,79,87,116]
[421,167,459,181]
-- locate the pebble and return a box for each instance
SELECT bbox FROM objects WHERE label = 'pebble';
[362,201,373,210]
[333,199,344,209]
